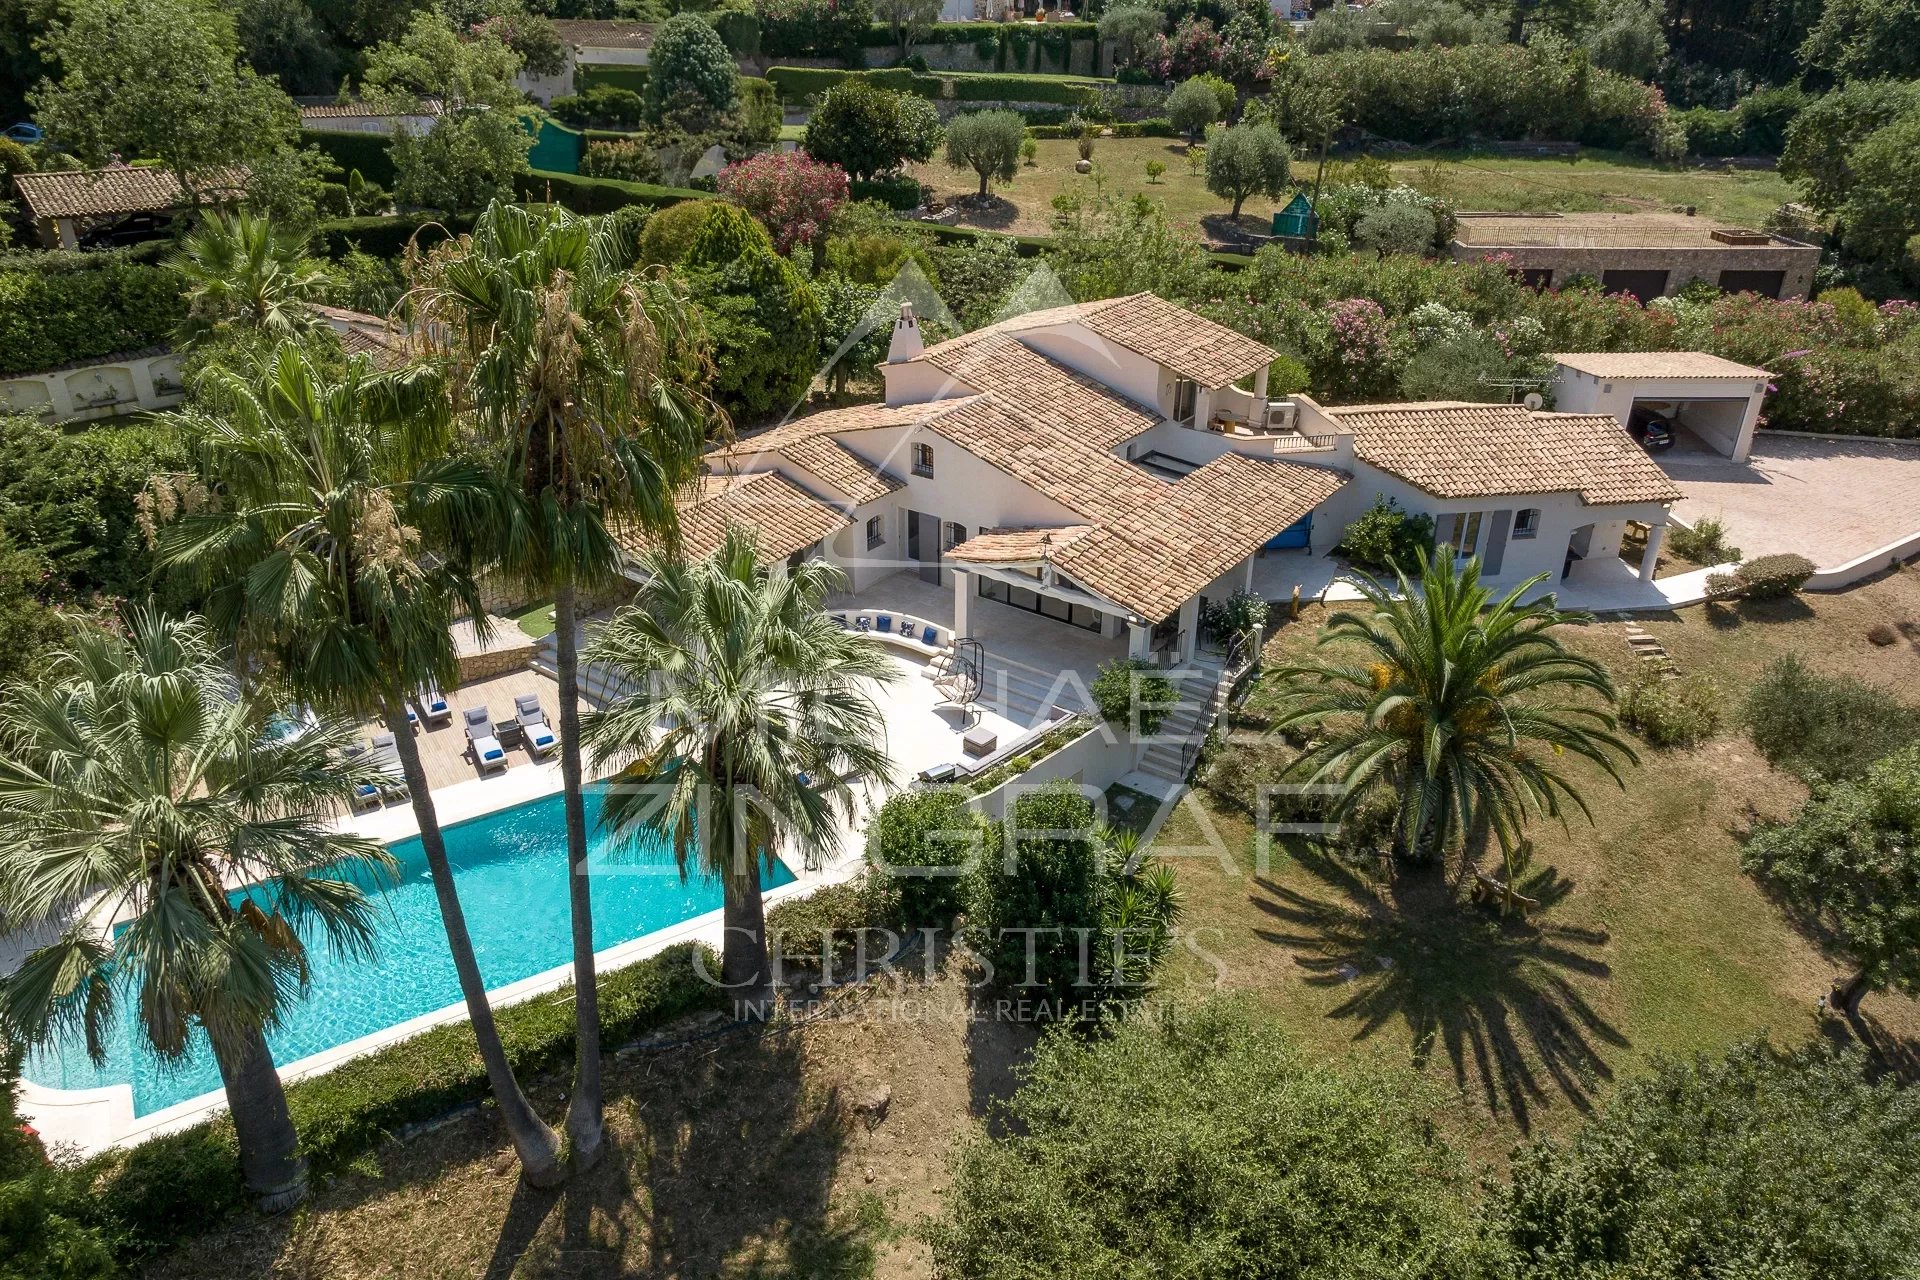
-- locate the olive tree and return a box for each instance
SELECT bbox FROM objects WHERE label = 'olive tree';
[944,109,1024,198]
[1205,120,1290,217]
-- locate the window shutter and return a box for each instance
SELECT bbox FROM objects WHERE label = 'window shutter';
[1483,509,1512,576]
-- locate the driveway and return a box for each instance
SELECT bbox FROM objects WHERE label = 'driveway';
[1664,433,1920,569]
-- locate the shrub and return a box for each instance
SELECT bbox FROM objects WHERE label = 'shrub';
[510,168,704,215]
[717,149,849,255]
[1744,655,1920,781]
[1869,622,1899,646]
[1091,657,1179,736]
[766,875,899,970]
[581,137,665,184]
[682,203,823,419]
[928,998,1481,1278]
[1667,515,1741,564]
[756,0,872,60]
[0,256,186,377]
[1145,157,1165,183]
[646,13,741,123]
[1200,587,1269,652]
[1483,1040,1920,1278]
[803,78,941,182]
[1736,552,1816,599]
[864,788,990,928]
[1335,496,1436,572]
[550,84,646,128]
[1354,201,1438,258]
[1620,672,1723,748]
[1167,75,1224,140]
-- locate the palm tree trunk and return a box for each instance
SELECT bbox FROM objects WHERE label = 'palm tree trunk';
[213,1022,306,1211]
[553,582,604,1172]
[723,862,775,1020]
[382,694,565,1187]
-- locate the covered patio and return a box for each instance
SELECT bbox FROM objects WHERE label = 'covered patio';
[825,568,1128,680]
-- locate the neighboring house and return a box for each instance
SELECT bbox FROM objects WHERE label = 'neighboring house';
[1450,212,1820,300]
[296,98,441,138]
[521,19,655,103]
[13,165,247,250]
[656,292,1689,669]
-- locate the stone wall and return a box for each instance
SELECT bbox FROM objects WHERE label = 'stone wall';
[457,637,536,684]
[1447,240,1820,300]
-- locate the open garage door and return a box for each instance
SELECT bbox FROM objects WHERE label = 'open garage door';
[1631,396,1752,459]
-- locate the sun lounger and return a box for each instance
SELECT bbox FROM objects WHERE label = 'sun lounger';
[342,742,383,810]
[416,682,452,726]
[463,707,507,773]
[368,732,409,798]
[514,693,557,757]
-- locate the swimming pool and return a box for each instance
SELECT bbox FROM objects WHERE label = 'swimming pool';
[24,787,793,1117]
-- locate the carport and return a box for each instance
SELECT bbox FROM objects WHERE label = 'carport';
[1549,351,1773,463]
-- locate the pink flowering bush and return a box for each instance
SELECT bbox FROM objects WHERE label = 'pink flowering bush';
[1144,17,1226,82]
[1325,298,1396,399]
[717,150,850,256]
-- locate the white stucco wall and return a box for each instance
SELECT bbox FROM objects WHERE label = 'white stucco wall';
[1018,322,1167,412]
[0,351,185,423]
[1551,367,1768,463]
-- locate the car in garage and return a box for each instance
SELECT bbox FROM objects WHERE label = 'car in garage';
[1627,404,1675,452]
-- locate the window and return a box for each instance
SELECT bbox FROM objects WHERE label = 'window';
[976,575,1100,631]
[1512,508,1540,540]
[944,521,967,550]
[911,442,934,477]
[1457,512,1482,559]
[865,516,884,549]
[1172,378,1197,425]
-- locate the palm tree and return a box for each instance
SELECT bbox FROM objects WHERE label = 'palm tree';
[168,210,328,347]
[583,529,893,1016]
[147,338,569,1186]
[1266,552,1637,890]
[0,607,392,1209]
[408,200,718,1167]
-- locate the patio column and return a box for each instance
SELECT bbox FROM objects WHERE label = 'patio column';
[1252,365,1270,410]
[953,568,972,638]
[1177,595,1200,663]
[1243,553,1256,592]
[1128,621,1151,660]
[1639,523,1666,582]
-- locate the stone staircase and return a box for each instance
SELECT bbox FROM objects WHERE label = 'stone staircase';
[1622,622,1680,680]
[529,632,637,709]
[975,655,1095,728]
[1130,659,1234,791]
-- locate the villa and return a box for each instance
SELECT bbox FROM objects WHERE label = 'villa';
[657,293,1699,699]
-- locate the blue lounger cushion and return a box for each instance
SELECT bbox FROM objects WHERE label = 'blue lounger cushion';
[877,614,893,633]
[922,625,938,645]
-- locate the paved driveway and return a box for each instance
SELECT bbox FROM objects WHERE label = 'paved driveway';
[1665,433,1920,568]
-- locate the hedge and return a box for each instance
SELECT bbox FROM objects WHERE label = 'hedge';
[311,212,476,260]
[1030,116,1178,139]
[851,174,926,209]
[46,942,725,1263]
[512,167,707,213]
[301,127,399,188]
[575,63,651,96]
[0,255,186,377]
[765,65,1104,108]
[859,20,1098,46]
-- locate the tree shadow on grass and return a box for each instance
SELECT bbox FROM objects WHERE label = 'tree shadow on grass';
[1250,850,1628,1133]
[1820,1007,1920,1085]
[477,1028,851,1277]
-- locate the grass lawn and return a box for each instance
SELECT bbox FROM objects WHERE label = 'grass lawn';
[144,569,1920,1275]
[513,600,555,640]
[907,138,1803,243]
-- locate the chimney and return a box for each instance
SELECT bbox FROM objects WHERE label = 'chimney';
[886,300,923,364]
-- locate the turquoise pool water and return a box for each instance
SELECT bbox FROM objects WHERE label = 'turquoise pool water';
[24,787,793,1116]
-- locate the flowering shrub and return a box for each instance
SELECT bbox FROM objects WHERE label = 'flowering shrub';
[717,150,850,255]
[1325,298,1396,399]
[1144,17,1226,82]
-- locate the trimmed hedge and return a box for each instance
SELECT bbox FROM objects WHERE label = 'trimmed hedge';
[859,20,1098,46]
[575,63,651,96]
[851,174,926,209]
[512,167,707,213]
[765,65,1104,108]
[1031,116,1178,139]
[311,213,476,260]
[0,255,186,377]
[301,127,399,187]
[48,942,725,1263]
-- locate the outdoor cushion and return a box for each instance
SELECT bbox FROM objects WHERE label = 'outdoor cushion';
[877,614,893,633]
[922,625,938,645]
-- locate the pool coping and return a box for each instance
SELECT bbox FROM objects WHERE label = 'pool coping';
[17,761,849,1157]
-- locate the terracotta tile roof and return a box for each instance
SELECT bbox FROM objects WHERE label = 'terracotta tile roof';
[1054,454,1348,620]
[916,332,1159,450]
[918,292,1280,390]
[947,525,1095,564]
[628,472,848,564]
[551,18,656,47]
[918,395,1163,523]
[1552,351,1772,380]
[1323,401,1682,506]
[712,400,951,506]
[15,165,247,220]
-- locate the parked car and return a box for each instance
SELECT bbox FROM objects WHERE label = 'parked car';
[4,122,42,144]
[1627,405,1675,452]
